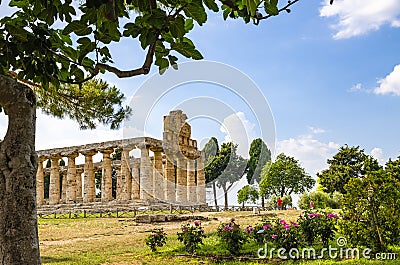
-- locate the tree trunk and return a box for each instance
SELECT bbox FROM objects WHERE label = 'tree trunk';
[261,196,265,209]
[212,181,218,210]
[0,75,41,264]
[222,185,228,210]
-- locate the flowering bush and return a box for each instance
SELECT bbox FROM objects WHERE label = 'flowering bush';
[251,221,274,244]
[298,210,338,247]
[176,221,206,254]
[217,218,248,254]
[269,219,302,252]
[145,228,167,252]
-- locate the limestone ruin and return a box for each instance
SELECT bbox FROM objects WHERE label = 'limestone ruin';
[35,110,206,206]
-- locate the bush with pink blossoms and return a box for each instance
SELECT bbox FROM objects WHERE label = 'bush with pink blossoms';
[217,218,248,255]
[145,228,167,252]
[297,210,338,247]
[177,221,206,254]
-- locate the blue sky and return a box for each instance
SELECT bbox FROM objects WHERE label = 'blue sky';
[1,0,400,205]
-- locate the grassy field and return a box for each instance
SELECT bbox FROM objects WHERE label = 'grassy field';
[38,210,399,265]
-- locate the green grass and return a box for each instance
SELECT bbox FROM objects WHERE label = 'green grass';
[38,210,399,265]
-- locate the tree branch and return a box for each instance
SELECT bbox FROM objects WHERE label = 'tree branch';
[94,39,156,78]
[259,0,301,21]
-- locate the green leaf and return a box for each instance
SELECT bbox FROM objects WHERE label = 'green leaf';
[169,16,185,38]
[243,0,259,16]
[168,55,178,70]
[264,1,279,16]
[156,57,169,74]
[62,20,85,35]
[171,40,203,60]
[184,18,194,32]
[223,7,231,20]
[183,0,207,26]
[7,25,29,42]
[203,0,219,12]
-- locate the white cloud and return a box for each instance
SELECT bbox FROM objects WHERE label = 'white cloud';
[320,0,400,39]
[220,112,256,158]
[349,83,363,92]
[370,147,386,164]
[374,64,400,96]
[277,134,339,176]
[309,126,326,134]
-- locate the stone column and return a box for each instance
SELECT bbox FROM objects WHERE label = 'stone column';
[140,145,152,200]
[164,157,175,201]
[176,157,187,202]
[76,168,83,202]
[117,148,131,201]
[115,165,122,200]
[197,154,206,204]
[49,154,62,205]
[65,153,78,204]
[100,149,114,202]
[82,150,97,203]
[36,156,46,206]
[131,160,140,200]
[187,159,197,203]
[153,149,163,200]
[61,168,67,203]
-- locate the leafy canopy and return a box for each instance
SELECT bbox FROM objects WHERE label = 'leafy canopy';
[340,170,400,252]
[0,0,304,128]
[317,145,381,194]
[237,184,259,205]
[259,153,315,198]
[247,138,271,184]
[0,0,303,88]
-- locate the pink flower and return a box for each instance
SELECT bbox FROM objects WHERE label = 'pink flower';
[244,225,254,234]
[308,213,320,218]
[327,213,338,218]
[262,224,269,230]
[183,227,188,233]
[284,224,290,230]
[230,218,235,222]
[291,222,298,227]
[271,234,277,239]
[228,226,234,231]
[194,221,200,226]
[279,219,287,225]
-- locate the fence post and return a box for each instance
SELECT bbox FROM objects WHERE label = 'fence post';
[84,210,87,218]
[116,208,119,218]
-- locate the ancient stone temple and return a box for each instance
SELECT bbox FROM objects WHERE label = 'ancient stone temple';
[35,110,206,206]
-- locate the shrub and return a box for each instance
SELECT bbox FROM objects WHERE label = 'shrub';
[340,170,400,252]
[145,228,167,252]
[269,219,302,252]
[297,210,338,247]
[177,221,206,254]
[217,218,248,255]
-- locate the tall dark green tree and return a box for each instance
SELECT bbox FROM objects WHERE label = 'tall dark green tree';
[384,156,400,182]
[247,138,271,207]
[0,0,305,263]
[203,137,219,208]
[259,153,315,199]
[317,145,381,194]
[214,143,247,209]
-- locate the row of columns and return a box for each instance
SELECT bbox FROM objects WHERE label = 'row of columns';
[36,146,206,206]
